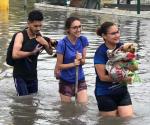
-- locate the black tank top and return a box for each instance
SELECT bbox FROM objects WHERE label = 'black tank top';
[13,29,39,80]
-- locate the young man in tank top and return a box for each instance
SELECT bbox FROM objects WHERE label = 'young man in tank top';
[12,10,53,96]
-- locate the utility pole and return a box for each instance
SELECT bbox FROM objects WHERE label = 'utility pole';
[126,0,131,4]
[97,0,101,9]
[24,0,27,8]
[117,0,120,4]
[137,0,140,14]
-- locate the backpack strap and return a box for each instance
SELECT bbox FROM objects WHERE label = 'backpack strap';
[21,29,30,47]
[62,36,84,63]
[62,39,67,63]
[79,36,84,48]
[63,36,84,56]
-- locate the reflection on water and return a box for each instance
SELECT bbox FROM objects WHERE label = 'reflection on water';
[97,117,127,125]
[10,96,39,125]
[56,103,88,125]
[0,0,150,125]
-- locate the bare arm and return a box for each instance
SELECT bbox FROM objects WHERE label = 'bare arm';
[95,64,113,82]
[12,32,36,59]
[56,53,78,70]
[54,52,81,77]
[80,47,87,65]
[36,36,53,55]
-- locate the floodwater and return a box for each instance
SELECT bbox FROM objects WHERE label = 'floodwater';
[0,1,150,125]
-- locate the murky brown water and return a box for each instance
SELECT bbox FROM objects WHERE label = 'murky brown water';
[0,1,150,125]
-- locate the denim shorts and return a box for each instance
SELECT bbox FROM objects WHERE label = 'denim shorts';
[59,79,87,97]
[95,91,132,111]
[14,76,38,96]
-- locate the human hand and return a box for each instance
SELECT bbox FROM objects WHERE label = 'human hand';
[32,44,43,55]
[35,32,42,37]
[74,59,81,66]
[54,69,61,80]
[76,51,82,60]
[122,77,132,84]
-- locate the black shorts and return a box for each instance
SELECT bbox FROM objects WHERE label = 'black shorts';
[95,91,132,112]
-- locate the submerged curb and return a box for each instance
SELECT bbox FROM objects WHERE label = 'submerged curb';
[34,3,150,19]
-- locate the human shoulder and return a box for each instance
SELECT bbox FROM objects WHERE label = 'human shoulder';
[15,32,23,37]
[57,36,67,46]
[13,29,29,47]
[14,31,24,43]
[79,35,88,42]
[56,36,68,54]
[94,43,107,64]
[15,29,28,38]
[79,35,89,47]
[97,43,107,52]
[80,35,87,40]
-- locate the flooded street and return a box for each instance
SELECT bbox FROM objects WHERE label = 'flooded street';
[0,1,150,125]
